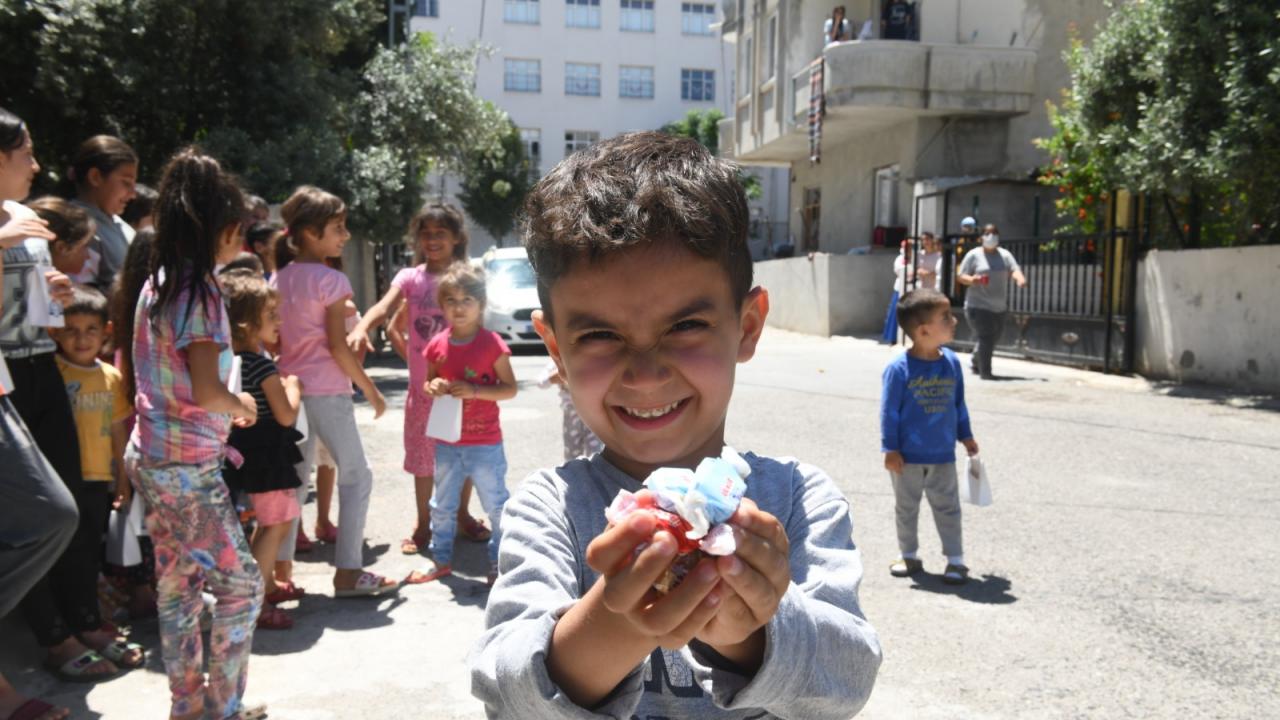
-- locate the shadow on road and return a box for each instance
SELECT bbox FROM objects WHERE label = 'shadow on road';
[909,572,1017,604]
[1151,381,1280,414]
[251,592,407,657]
[977,375,1046,383]
[295,540,391,570]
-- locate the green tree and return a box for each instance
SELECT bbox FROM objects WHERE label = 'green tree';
[0,2,507,241]
[1036,0,1280,246]
[457,120,532,247]
[659,109,762,200]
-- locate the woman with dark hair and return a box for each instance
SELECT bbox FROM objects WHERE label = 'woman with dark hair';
[0,105,85,720]
[68,135,139,290]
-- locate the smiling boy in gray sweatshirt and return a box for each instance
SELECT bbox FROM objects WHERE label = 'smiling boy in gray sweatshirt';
[469,132,882,720]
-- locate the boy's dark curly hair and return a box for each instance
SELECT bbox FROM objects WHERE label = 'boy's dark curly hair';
[520,131,751,322]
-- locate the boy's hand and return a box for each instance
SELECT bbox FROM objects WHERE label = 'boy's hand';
[697,499,791,657]
[448,381,477,399]
[426,377,451,396]
[284,374,303,393]
[585,509,724,650]
[962,439,979,456]
[884,451,905,474]
[232,392,257,427]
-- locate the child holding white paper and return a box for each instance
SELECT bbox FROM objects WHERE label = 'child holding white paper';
[880,289,979,585]
[346,203,488,555]
[406,263,516,586]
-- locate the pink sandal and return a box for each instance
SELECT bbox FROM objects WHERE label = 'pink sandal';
[314,524,339,544]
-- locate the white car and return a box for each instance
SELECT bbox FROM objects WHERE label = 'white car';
[482,247,543,348]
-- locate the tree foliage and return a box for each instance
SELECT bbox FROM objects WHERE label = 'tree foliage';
[457,120,531,247]
[1036,0,1280,246]
[660,108,762,200]
[0,1,507,241]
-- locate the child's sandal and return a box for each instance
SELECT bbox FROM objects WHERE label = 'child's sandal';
[256,606,293,630]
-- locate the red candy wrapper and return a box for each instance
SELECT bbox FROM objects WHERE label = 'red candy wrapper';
[605,447,752,594]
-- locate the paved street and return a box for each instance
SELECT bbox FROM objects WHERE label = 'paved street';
[4,329,1279,719]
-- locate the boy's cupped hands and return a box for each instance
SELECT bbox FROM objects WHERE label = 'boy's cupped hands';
[584,494,790,665]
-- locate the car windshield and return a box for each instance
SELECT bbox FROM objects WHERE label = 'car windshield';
[487,258,537,289]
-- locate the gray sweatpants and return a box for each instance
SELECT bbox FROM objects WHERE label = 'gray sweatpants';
[891,462,963,558]
[278,395,374,570]
[0,396,79,617]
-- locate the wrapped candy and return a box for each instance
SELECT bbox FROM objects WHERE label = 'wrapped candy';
[605,447,750,593]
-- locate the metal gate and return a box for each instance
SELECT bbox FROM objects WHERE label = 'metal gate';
[910,197,1143,373]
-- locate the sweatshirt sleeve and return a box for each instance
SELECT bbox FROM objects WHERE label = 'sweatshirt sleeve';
[686,462,883,718]
[879,359,905,453]
[469,474,646,720]
[954,355,973,441]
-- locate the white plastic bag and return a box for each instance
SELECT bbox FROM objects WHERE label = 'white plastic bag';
[961,454,993,507]
[294,401,309,444]
[106,492,147,567]
[425,394,463,443]
[226,354,242,393]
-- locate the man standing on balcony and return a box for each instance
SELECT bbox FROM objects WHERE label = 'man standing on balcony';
[882,0,915,40]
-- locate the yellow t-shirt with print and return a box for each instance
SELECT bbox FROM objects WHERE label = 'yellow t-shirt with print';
[55,355,132,482]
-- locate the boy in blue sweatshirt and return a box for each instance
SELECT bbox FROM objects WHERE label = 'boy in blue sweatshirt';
[880,289,978,585]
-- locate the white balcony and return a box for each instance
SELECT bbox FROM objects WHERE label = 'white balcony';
[732,40,1036,163]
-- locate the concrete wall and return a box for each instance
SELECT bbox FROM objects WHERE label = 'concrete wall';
[753,251,893,337]
[1135,245,1280,393]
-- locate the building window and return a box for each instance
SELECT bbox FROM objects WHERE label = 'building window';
[619,65,655,98]
[620,0,655,32]
[414,0,439,17]
[565,62,601,96]
[504,59,542,92]
[681,3,715,35]
[681,68,714,101]
[765,14,777,79]
[520,128,542,177]
[740,36,754,96]
[565,130,599,156]
[505,0,539,24]
[566,0,600,28]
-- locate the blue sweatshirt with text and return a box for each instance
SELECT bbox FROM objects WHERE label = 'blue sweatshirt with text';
[880,347,973,464]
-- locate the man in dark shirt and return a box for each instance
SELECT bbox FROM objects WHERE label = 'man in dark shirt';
[882,0,914,40]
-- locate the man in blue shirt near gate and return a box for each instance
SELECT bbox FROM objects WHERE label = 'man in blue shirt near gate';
[880,289,979,585]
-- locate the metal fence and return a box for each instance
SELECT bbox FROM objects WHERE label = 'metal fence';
[898,229,1139,372]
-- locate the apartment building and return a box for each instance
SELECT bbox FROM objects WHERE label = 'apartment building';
[721,0,1112,253]
[409,0,791,253]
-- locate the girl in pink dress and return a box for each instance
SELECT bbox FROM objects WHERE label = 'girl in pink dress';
[347,203,488,555]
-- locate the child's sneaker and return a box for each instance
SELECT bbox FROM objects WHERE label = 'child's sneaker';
[942,563,969,585]
[889,557,923,577]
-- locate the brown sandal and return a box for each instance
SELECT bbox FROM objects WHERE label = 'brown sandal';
[400,528,431,555]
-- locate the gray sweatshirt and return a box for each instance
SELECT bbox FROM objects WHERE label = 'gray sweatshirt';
[469,452,882,720]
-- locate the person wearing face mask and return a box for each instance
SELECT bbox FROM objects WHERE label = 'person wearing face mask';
[956,223,1027,379]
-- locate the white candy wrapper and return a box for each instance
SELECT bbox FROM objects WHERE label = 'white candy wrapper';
[605,447,751,562]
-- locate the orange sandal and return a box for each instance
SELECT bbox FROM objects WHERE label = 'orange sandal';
[404,564,452,585]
